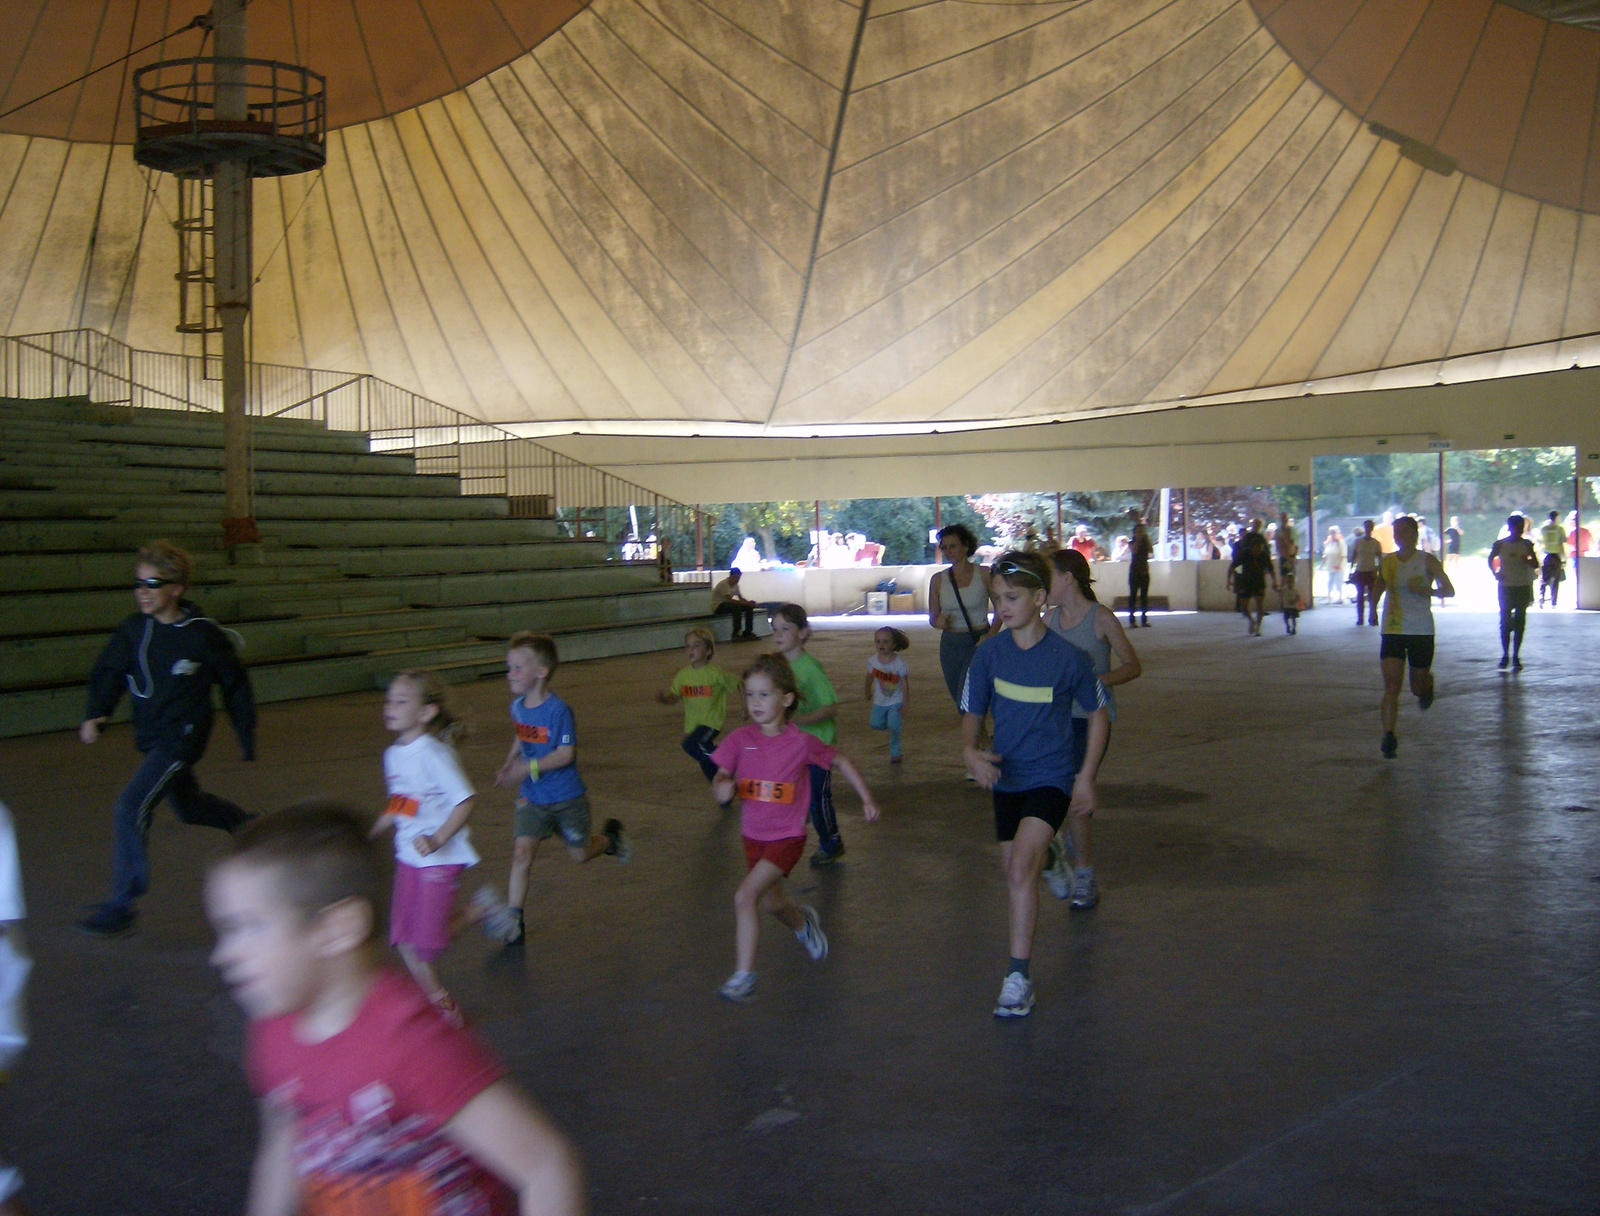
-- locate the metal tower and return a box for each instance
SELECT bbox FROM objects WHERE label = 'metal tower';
[132,0,325,547]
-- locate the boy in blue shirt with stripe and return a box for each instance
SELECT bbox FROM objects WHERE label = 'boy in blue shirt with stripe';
[961,551,1109,1018]
[488,632,630,945]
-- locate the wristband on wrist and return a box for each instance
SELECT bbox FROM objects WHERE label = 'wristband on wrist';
[528,757,540,780]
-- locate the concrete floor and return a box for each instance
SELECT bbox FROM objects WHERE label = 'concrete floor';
[1,606,1596,1214]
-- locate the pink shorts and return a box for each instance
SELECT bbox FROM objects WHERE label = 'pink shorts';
[390,862,465,961]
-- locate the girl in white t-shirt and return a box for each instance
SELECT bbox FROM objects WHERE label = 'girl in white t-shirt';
[863,627,911,762]
[370,670,479,1018]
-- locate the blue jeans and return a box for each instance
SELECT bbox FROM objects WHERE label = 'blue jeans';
[106,747,250,911]
[682,725,721,781]
[869,703,903,757]
[939,629,981,706]
[809,764,841,854]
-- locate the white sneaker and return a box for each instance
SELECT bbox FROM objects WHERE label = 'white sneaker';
[796,905,828,962]
[1069,869,1100,910]
[994,971,1035,1018]
[719,970,757,1002]
[1043,838,1071,900]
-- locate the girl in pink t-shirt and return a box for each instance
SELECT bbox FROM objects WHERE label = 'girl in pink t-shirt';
[709,654,879,1003]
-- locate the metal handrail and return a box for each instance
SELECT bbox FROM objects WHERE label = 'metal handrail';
[0,328,700,566]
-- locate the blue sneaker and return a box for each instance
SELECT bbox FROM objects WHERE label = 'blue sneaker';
[77,904,136,938]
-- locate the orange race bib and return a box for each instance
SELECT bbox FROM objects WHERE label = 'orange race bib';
[680,684,713,698]
[515,722,550,744]
[872,669,900,686]
[736,779,796,804]
[385,795,420,818]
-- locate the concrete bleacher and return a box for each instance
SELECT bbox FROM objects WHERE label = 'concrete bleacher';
[0,396,718,738]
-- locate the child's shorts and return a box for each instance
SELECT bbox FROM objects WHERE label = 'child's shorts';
[390,862,466,961]
[514,795,590,845]
[743,835,806,876]
[993,787,1071,841]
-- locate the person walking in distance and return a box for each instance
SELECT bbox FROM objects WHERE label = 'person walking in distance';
[1349,520,1383,626]
[1443,516,1463,576]
[1538,511,1567,609]
[927,525,993,710]
[1489,515,1539,670]
[1372,516,1454,759]
[1228,519,1277,636]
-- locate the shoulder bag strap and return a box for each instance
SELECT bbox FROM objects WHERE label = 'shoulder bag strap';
[947,566,985,639]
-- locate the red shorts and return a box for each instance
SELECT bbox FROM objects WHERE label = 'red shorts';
[743,836,807,877]
[390,862,465,961]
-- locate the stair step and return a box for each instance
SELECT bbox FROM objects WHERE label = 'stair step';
[304,622,468,656]
[0,438,419,477]
[0,461,463,499]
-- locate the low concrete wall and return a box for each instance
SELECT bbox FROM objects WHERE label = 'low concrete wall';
[693,559,1316,616]
[1579,557,1600,610]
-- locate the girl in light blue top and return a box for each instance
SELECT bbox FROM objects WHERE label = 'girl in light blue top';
[1040,548,1142,910]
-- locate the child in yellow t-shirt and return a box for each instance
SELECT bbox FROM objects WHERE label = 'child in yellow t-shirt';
[657,627,742,805]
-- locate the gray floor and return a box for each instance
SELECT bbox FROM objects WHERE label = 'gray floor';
[1,605,1596,1214]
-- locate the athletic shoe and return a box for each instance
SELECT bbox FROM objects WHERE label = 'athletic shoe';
[1418,686,1434,711]
[1513,658,1524,672]
[993,972,1035,1018]
[1043,837,1071,900]
[809,841,845,867]
[1498,655,1510,670]
[501,908,525,947]
[717,798,737,812]
[603,818,632,862]
[470,885,520,943]
[797,906,828,962]
[1069,869,1100,911]
[428,989,466,1029]
[77,904,136,938]
[1381,731,1398,759]
[890,753,903,764]
[719,970,757,1002]
[1141,616,1149,627]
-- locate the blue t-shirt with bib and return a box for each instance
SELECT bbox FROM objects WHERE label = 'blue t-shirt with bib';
[960,629,1106,793]
[512,694,585,804]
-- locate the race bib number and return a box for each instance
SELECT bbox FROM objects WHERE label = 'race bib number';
[680,684,713,699]
[385,795,420,818]
[516,722,550,744]
[736,779,795,804]
[872,669,900,686]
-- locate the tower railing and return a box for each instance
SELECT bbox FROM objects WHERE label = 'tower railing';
[0,329,698,567]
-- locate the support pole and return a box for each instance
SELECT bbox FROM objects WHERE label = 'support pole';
[815,500,822,564]
[1157,487,1170,558]
[695,506,704,571]
[213,0,258,546]
[1182,488,1189,560]
[1438,451,1446,555]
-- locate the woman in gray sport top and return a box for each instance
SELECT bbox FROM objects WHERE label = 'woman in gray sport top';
[1039,548,1142,910]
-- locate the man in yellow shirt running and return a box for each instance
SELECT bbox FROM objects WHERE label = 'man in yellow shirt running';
[1538,511,1567,609]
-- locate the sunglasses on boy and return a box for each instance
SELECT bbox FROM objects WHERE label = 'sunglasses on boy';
[132,577,179,589]
[990,559,1044,587]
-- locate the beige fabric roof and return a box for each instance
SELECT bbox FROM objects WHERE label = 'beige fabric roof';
[3,0,1599,437]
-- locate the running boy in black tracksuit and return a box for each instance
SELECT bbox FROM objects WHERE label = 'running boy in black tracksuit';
[78,541,255,937]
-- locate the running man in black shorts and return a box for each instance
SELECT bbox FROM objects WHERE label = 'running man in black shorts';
[1372,516,1453,759]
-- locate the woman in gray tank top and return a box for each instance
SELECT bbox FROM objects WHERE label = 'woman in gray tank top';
[1039,548,1142,910]
[927,524,993,708]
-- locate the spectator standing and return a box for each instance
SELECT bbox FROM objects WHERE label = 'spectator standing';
[710,569,758,640]
[1126,521,1153,627]
[1321,526,1346,604]
[1349,520,1383,626]
[1067,526,1097,561]
[1443,516,1463,575]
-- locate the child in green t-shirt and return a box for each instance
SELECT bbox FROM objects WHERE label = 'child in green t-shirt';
[657,627,742,805]
[769,604,845,865]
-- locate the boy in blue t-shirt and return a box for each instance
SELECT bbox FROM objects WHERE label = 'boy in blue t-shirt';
[488,632,630,945]
[961,551,1109,1018]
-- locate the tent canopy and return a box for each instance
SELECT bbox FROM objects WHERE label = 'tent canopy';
[2,0,1599,493]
